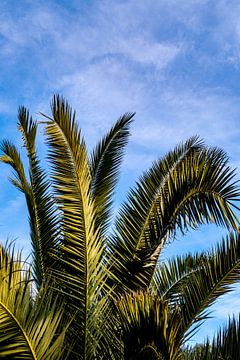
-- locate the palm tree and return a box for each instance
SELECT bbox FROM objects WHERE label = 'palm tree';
[1,95,240,359]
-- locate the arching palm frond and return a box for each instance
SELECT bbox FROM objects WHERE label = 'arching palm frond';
[0,108,59,288]
[152,232,240,346]
[177,232,240,342]
[118,232,240,357]
[109,137,240,293]
[152,252,207,300]
[184,315,240,360]
[111,138,239,294]
[42,95,111,358]
[91,112,134,235]
[0,243,66,360]
[1,96,240,359]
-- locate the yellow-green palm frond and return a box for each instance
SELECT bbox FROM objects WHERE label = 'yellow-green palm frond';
[109,138,240,292]
[0,139,30,192]
[177,232,240,341]
[1,108,60,288]
[152,232,240,343]
[42,95,110,358]
[0,243,66,359]
[91,112,134,235]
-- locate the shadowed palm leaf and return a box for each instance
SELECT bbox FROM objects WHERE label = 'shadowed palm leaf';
[0,243,66,359]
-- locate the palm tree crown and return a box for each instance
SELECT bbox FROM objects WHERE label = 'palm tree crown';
[0,95,240,359]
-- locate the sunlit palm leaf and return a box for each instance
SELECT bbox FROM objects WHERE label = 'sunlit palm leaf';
[0,243,66,359]
[43,95,110,358]
[91,112,134,235]
[18,107,59,287]
[109,138,240,292]
[0,108,59,288]
[170,232,240,342]
[184,315,240,359]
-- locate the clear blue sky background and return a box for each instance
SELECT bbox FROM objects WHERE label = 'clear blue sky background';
[0,0,240,345]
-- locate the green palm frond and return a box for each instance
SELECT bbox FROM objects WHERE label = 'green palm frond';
[172,232,240,341]
[184,315,240,360]
[2,95,240,359]
[0,243,66,359]
[91,112,134,234]
[42,95,110,358]
[18,107,59,287]
[109,138,240,292]
[0,108,59,288]
[0,140,30,192]
[152,232,240,343]
[152,252,206,300]
[208,315,240,360]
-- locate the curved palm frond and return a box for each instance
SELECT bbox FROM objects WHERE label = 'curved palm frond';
[0,243,66,359]
[0,140,30,192]
[91,112,134,235]
[109,139,240,293]
[18,107,59,287]
[0,108,59,288]
[154,232,240,343]
[152,252,207,300]
[184,315,240,360]
[2,95,240,359]
[42,95,111,358]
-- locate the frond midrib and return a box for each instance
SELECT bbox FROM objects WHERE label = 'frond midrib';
[51,118,91,359]
[0,300,37,360]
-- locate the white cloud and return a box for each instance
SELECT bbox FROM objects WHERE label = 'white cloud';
[213,289,240,318]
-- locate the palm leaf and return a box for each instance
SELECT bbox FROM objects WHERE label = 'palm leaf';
[109,138,240,292]
[172,232,240,341]
[90,112,134,235]
[0,108,59,288]
[42,95,110,359]
[152,252,206,300]
[18,107,59,287]
[184,315,240,359]
[0,243,66,359]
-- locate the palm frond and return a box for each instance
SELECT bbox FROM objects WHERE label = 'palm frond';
[90,112,134,235]
[43,95,110,358]
[0,108,59,288]
[0,243,66,359]
[17,107,59,287]
[109,138,240,292]
[0,139,30,192]
[173,232,240,341]
[152,252,206,300]
[184,315,240,360]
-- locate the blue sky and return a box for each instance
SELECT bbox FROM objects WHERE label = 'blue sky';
[1,0,240,345]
